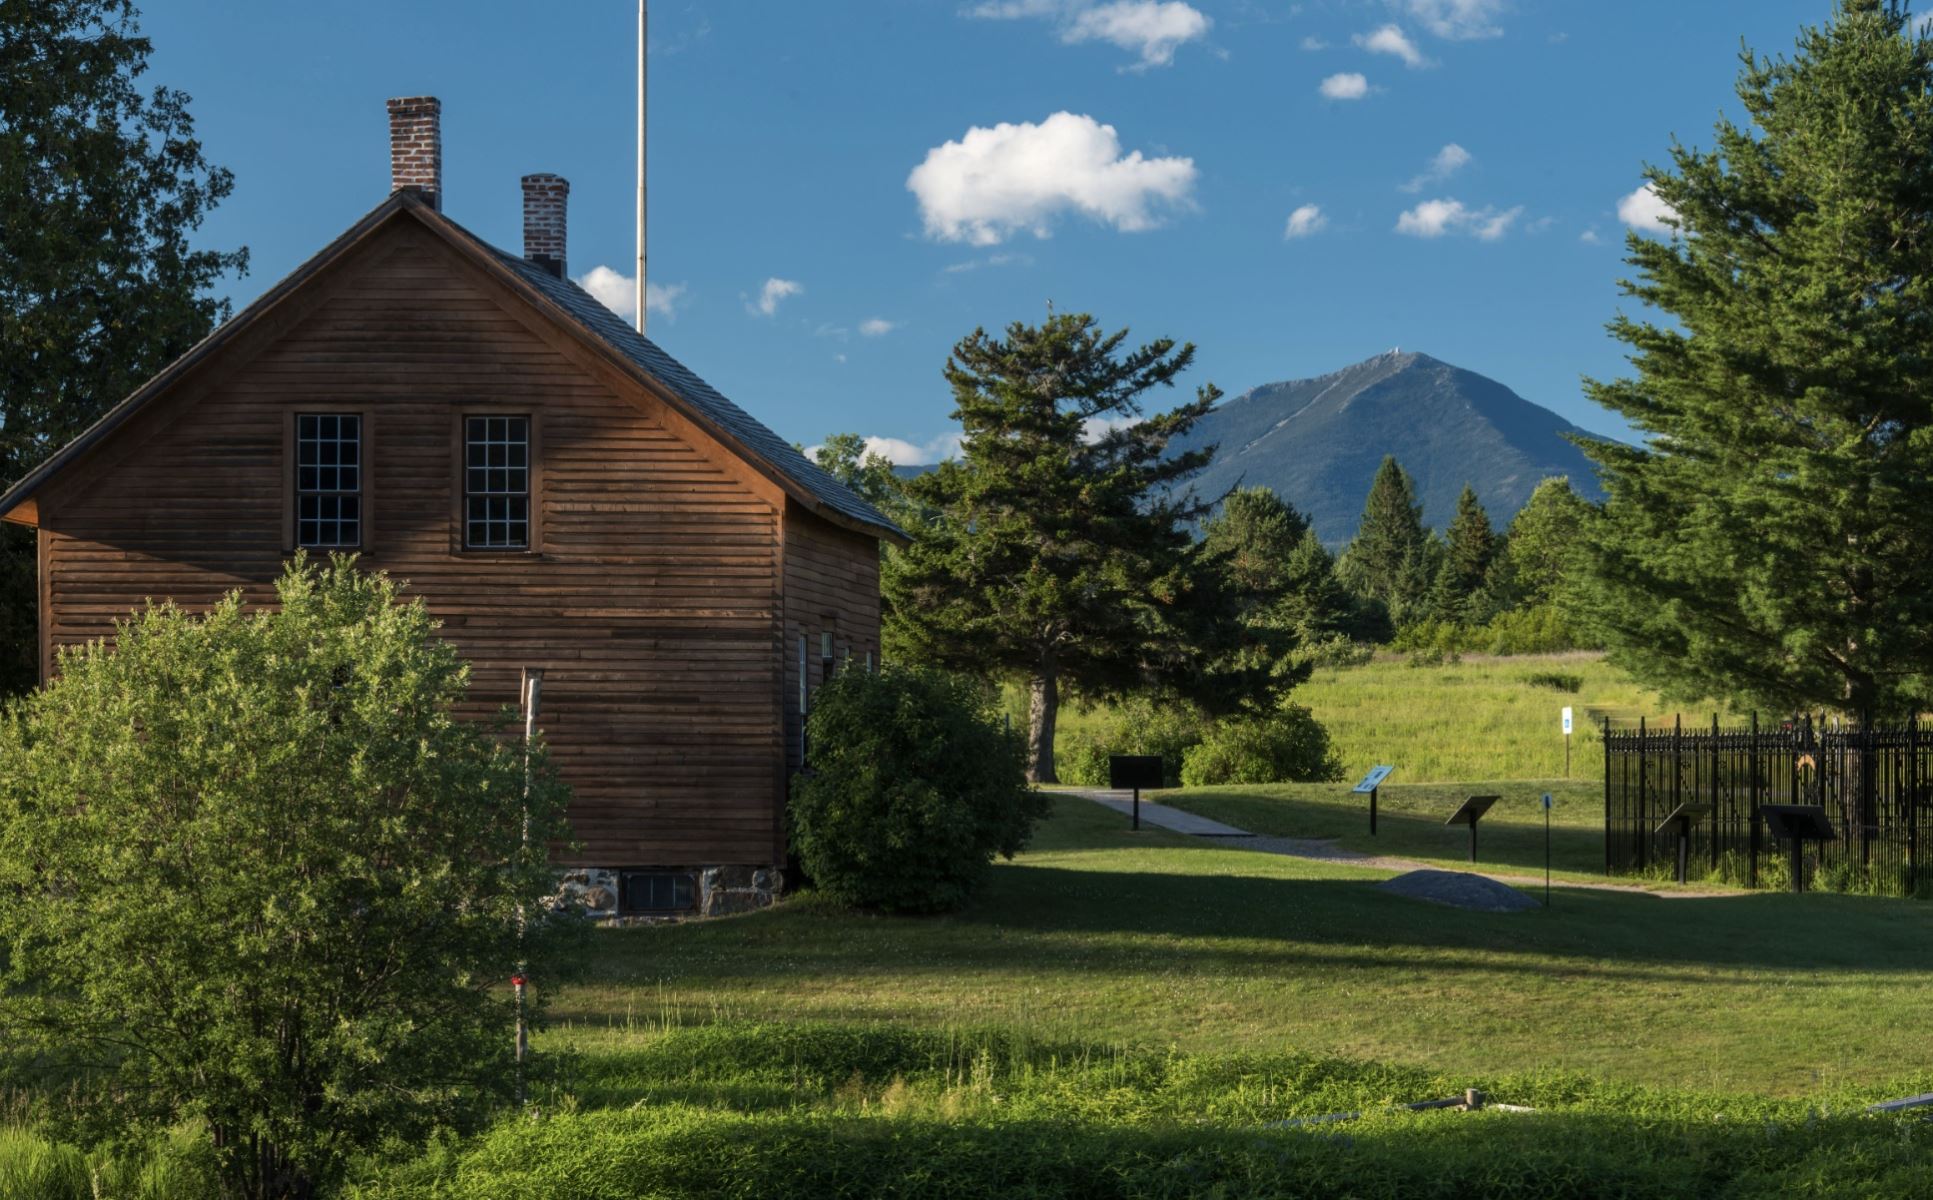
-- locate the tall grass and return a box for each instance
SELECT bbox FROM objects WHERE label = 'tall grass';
[340,1023,1933,1199]
[1023,653,1737,783]
[0,1124,216,1200]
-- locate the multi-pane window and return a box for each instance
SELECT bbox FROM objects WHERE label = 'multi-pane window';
[621,871,695,913]
[296,413,361,548]
[464,415,530,548]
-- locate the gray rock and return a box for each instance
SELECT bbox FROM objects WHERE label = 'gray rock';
[1377,869,1540,913]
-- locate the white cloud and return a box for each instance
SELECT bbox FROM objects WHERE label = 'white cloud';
[576,266,687,323]
[1356,24,1427,67]
[1401,0,1505,40]
[810,433,965,467]
[749,277,803,317]
[1617,183,1680,236]
[859,318,897,337]
[1401,142,1471,192]
[1320,72,1370,100]
[1580,226,1602,245]
[943,252,1035,273]
[1065,1,1211,67]
[1300,35,1329,51]
[1081,414,1139,442]
[1395,197,1522,240]
[1283,204,1327,239]
[968,0,1210,68]
[907,111,1197,245]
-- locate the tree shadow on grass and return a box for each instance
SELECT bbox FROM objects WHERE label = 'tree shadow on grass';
[959,852,1931,977]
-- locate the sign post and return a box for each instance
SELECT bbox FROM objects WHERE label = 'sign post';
[1561,707,1574,778]
[1353,765,1395,835]
[1445,795,1501,863]
[1542,792,1553,907]
[1108,755,1164,832]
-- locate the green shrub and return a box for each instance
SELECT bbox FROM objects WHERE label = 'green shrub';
[1297,633,1377,669]
[1054,731,1114,788]
[1526,671,1584,693]
[0,557,576,1199]
[1053,697,1207,788]
[1180,706,1343,786]
[791,665,1046,912]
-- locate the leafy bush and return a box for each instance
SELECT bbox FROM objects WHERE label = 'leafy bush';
[791,665,1045,912]
[1478,603,1593,655]
[1180,706,1343,786]
[1053,697,1206,788]
[1396,606,1598,660]
[1526,671,1584,693]
[1296,632,1377,669]
[0,557,575,1200]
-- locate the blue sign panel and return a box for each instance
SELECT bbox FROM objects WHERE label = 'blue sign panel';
[1352,765,1395,794]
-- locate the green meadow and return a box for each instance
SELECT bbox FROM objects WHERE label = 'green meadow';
[1031,651,1735,784]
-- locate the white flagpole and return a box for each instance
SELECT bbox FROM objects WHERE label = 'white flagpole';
[636,0,648,335]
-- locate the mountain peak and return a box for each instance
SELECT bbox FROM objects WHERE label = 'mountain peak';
[1175,354,1604,542]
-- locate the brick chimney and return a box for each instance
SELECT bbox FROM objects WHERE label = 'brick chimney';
[521,174,570,279]
[386,96,442,210]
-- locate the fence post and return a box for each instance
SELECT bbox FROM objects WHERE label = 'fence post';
[1671,714,1682,873]
[1910,715,1920,897]
[1748,712,1760,890]
[1859,709,1875,870]
[1603,717,1613,875]
[1637,716,1648,871]
[1711,714,1722,873]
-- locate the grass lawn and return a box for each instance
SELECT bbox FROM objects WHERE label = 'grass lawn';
[1145,778,1638,885]
[548,801,1933,1099]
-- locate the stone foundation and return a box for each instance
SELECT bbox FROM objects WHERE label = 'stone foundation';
[551,865,781,922]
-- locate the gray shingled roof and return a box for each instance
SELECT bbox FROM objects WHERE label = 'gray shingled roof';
[478,237,905,541]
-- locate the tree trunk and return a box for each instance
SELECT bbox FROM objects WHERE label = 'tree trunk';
[1027,658,1059,785]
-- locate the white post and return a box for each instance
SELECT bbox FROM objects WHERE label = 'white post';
[645,1,661,336]
[515,667,543,1107]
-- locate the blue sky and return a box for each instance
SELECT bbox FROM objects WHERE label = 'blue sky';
[145,0,1841,462]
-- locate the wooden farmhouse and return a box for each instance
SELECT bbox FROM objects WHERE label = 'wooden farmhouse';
[0,97,905,918]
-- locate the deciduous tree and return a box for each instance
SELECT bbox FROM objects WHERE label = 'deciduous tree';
[0,558,575,1200]
[0,0,246,694]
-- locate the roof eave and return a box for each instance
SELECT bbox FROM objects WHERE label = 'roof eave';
[0,191,417,525]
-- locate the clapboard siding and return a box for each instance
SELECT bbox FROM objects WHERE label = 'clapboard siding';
[781,506,883,774]
[37,221,788,868]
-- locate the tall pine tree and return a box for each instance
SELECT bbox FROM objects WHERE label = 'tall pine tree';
[1337,456,1430,626]
[1579,0,1933,719]
[1,0,246,693]
[1429,485,1496,623]
[882,312,1225,782]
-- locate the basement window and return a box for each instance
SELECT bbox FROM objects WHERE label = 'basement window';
[464,415,530,548]
[296,413,362,548]
[620,871,696,914]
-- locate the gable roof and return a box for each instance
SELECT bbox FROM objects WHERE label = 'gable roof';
[0,191,906,544]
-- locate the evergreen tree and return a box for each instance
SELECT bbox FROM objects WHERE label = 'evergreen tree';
[1,0,246,694]
[1337,456,1430,625]
[1429,485,1496,623]
[1195,487,1318,687]
[882,312,1224,782]
[1578,0,1933,718]
[1284,526,1364,642]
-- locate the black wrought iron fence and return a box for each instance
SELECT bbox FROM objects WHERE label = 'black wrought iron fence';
[1602,715,1928,894]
